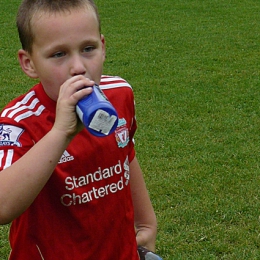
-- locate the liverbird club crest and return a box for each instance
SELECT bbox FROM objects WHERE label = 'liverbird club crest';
[115,118,129,148]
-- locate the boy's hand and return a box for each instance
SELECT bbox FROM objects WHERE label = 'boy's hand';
[138,246,162,260]
[136,226,156,253]
[54,75,94,138]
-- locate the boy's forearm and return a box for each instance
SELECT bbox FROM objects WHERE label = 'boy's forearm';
[135,199,157,251]
[130,157,157,251]
[0,128,71,224]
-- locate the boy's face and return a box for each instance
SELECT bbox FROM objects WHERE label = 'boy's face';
[22,7,105,101]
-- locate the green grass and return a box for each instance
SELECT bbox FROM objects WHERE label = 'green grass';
[1,0,260,259]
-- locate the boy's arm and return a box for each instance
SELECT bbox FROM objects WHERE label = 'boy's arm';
[0,76,93,224]
[0,128,70,224]
[130,156,157,252]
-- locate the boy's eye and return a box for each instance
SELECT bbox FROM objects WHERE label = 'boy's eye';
[83,46,95,53]
[52,51,65,58]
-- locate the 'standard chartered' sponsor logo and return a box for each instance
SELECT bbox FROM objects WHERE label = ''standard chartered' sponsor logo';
[60,156,130,207]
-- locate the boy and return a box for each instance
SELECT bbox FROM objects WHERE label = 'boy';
[0,0,157,259]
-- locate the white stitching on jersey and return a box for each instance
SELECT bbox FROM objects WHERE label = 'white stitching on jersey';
[0,149,14,169]
[1,90,45,122]
[100,83,132,90]
[14,105,45,122]
[1,91,36,117]
[4,150,13,169]
[8,98,40,118]
[100,76,132,90]
[36,245,45,260]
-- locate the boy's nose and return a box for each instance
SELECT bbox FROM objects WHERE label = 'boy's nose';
[70,55,86,76]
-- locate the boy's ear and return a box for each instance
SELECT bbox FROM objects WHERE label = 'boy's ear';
[18,49,38,79]
[101,34,106,62]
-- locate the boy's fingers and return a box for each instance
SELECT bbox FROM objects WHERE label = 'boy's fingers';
[59,76,95,97]
[71,87,93,103]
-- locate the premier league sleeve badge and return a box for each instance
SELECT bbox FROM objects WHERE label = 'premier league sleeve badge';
[0,124,24,147]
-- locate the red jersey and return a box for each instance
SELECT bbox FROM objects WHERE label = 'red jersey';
[0,76,139,260]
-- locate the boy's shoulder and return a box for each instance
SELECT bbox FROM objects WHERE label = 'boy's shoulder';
[100,75,132,90]
[1,84,41,109]
[100,76,135,106]
[0,83,50,127]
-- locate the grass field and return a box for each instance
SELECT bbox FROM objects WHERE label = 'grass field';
[0,0,260,259]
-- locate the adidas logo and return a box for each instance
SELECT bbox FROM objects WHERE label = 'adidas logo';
[58,150,74,164]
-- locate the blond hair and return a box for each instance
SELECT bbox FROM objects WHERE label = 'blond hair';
[17,0,100,53]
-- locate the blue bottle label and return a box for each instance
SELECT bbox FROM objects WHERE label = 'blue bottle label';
[88,109,118,135]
